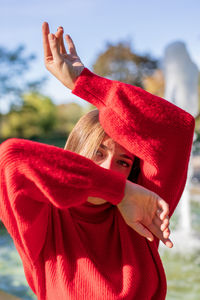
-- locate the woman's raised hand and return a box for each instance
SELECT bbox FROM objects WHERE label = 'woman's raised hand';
[118,180,173,248]
[42,22,84,90]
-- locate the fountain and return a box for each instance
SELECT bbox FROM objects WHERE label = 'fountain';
[159,41,200,299]
[163,41,199,250]
[164,41,199,116]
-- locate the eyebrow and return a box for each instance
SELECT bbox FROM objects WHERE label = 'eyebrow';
[99,144,134,161]
[119,154,134,161]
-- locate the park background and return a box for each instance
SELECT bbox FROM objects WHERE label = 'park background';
[0,0,200,299]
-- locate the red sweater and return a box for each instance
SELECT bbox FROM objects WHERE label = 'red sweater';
[0,69,195,300]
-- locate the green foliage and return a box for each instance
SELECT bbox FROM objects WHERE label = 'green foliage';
[0,45,45,109]
[93,40,158,88]
[1,92,56,139]
[1,94,87,140]
[55,102,84,135]
[0,44,87,140]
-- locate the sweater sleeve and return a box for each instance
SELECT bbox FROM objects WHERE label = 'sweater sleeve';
[72,68,195,217]
[0,138,126,262]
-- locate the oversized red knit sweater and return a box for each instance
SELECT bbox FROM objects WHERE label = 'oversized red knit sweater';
[0,69,195,300]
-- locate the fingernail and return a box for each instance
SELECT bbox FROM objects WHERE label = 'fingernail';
[166,240,173,248]
[161,223,166,231]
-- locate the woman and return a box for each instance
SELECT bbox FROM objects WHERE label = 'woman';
[0,22,194,300]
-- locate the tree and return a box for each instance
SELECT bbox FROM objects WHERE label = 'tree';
[143,69,165,97]
[1,92,56,139]
[0,45,46,138]
[0,45,44,109]
[55,102,84,135]
[92,40,158,88]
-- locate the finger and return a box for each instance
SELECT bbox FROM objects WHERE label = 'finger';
[157,199,169,220]
[60,36,67,55]
[65,34,78,56]
[147,223,173,248]
[55,27,63,50]
[132,222,154,242]
[162,236,173,248]
[153,215,162,228]
[160,217,169,232]
[42,22,51,58]
[148,222,163,240]
[58,27,67,55]
[55,27,67,55]
[148,222,169,240]
[163,227,170,239]
[153,215,169,233]
[165,240,173,248]
[155,209,169,230]
[48,33,62,62]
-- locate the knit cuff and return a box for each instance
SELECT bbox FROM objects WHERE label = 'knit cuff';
[89,164,126,205]
[72,68,112,109]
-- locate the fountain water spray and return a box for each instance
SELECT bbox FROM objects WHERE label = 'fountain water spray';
[163,41,199,251]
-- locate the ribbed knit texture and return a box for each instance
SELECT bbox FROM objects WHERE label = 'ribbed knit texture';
[0,68,195,300]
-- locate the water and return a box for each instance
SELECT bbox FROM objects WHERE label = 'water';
[0,225,36,300]
[0,197,200,300]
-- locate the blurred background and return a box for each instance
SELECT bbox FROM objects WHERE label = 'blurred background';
[0,0,200,299]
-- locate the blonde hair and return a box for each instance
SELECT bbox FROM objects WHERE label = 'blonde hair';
[64,108,140,183]
[64,109,106,159]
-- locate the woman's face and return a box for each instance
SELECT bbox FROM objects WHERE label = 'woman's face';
[88,135,135,205]
[93,135,135,178]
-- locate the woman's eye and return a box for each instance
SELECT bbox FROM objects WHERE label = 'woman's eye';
[95,150,104,158]
[118,160,130,168]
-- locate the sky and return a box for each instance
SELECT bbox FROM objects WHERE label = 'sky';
[1,0,200,111]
